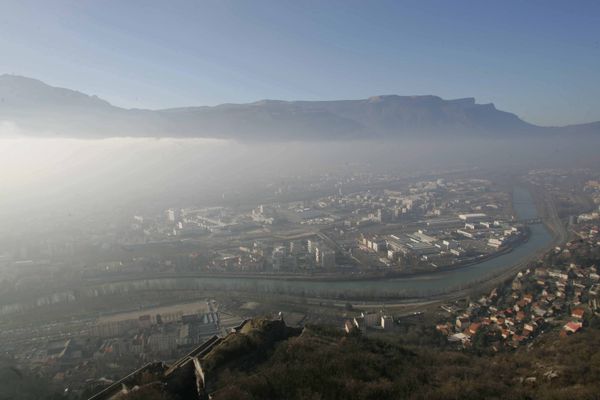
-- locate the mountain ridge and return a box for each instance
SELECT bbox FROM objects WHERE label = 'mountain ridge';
[0,74,597,141]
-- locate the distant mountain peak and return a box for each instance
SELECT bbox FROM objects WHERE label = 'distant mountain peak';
[0,75,598,140]
[0,74,111,109]
[368,94,442,102]
[0,74,49,86]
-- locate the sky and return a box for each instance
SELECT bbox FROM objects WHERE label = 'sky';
[0,0,599,126]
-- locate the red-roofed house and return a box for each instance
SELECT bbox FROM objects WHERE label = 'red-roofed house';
[468,323,482,336]
[571,308,585,320]
[564,321,583,334]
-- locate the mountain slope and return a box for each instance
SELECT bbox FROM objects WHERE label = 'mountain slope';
[100,320,600,400]
[205,325,600,400]
[0,75,598,140]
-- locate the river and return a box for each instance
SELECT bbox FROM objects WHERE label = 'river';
[70,187,554,300]
[0,187,553,315]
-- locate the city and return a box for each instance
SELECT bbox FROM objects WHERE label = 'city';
[1,166,600,398]
[2,1,600,399]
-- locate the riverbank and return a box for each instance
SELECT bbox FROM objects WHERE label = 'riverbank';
[0,186,559,315]
[88,229,531,285]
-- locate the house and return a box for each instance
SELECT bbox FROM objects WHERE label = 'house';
[571,308,585,320]
[455,316,470,329]
[514,299,527,311]
[563,321,583,334]
[536,278,546,286]
[524,322,536,333]
[468,323,482,336]
[361,312,381,328]
[381,315,394,330]
[532,305,548,317]
[352,317,366,333]
[448,332,469,344]
[436,323,452,336]
[343,320,355,334]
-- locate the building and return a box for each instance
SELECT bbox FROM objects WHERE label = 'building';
[271,246,287,271]
[459,213,488,222]
[381,315,393,330]
[166,208,180,223]
[488,237,507,248]
[563,321,583,334]
[320,249,336,268]
[371,239,387,252]
[571,308,585,319]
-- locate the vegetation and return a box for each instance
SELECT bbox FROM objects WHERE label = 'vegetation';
[203,318,301,374]
[207,324,600,400]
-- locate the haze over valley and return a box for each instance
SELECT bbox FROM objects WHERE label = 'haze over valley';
[1,74,598,233]
[1,1,600,399]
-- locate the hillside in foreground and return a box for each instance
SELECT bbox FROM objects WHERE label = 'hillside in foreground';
[2,317,600,400]
[81,317,599,400]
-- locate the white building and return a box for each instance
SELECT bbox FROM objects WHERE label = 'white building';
[458,213,487,222]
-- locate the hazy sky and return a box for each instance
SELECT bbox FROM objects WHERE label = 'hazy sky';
[0,0,599,126]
